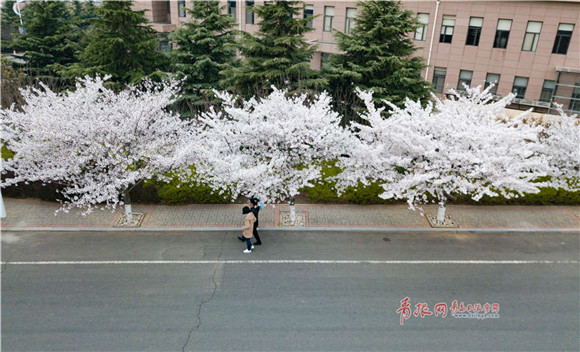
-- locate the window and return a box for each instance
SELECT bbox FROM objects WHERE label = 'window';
[522,21,542,52]
[245,1,254,24]
[178,0,186,17]
[539,80,556,102]
[158,33,172,52]
[493,19,512,48]
[415,13,429,41]
[345,8,357,34]
[457,70,473,91]
[485,73,500,95]
[321,52,333,69]
[167,0,171,14]
[466,17,483,46]
[304,4,314,28]
[512,77,529,99]
[440,15,455,43]
[569,84,580,113]
[228,0,237,20]
[432,67,446,93]
[323,6,334,32]
[552,23,574,54]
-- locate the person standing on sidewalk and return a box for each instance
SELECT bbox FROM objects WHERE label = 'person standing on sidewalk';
[240,206,256,253]
[249,196,262,246]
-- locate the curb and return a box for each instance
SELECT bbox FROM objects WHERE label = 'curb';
[1,226,579,234]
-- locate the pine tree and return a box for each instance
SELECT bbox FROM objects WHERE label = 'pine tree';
[70,0,99,31]
[69,0,168,88]
[1,0,20,54]
[324,0,432,122]
[1,56,25,109]
[10,1,80,82]
[169,0,237,117]
[220,0,325,98]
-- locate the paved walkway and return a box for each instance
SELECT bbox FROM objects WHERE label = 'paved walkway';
[1,198,578,233]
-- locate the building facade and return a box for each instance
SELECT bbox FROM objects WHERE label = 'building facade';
[135,0,580,114]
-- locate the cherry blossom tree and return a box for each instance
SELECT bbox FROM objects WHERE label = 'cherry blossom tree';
[336,85,551,224]
[540,104,580,191]
[183,87,353,222]
[1,76,192,220]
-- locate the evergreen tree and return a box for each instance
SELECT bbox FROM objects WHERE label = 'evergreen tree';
[10,1,80,81]
[220,0,324,98]
[169,0,237,117]
[70,0,99,31]
[1,56,25,109]
[69,0,168,88]
[1,0,20,54]
[324,0,432,122]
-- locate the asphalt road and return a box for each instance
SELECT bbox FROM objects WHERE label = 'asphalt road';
[1,230,579,352]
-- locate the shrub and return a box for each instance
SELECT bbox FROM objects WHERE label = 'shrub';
[303,164,580,205]
[156,174,233,205]
[303,165,400,205]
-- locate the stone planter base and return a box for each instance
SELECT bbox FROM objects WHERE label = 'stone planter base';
[426,213,459,228]
[114,212,146,228]
[280,211,306,227]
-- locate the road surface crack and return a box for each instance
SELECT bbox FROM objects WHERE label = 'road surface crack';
[181,233,226,352]
[1,257,10,274]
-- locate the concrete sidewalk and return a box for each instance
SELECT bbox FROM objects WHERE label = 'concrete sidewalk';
[1,198,578,233]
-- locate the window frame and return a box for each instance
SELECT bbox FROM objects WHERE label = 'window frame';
[485,73,500,95]
[323,6,335,32]
[569,84,580,113]
[304,4,314,28]
[245,1,254,24]
[521,21,542,52]
[321,52,333,69]
[345,8,357,34]
[414,13,429,41]
[465,17,483,46]
[439,15,455,43]
[228,0,237,20]
[457,70,473,91]
[493,19,512,49]
[178,0,186,18]
[512,76,529,99]
[432,67,447,94]
[552,23,574,55]
[539,80,556,102]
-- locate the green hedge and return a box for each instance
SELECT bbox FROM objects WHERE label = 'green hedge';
[155,177,233,205]
[2,162,578,205]
[302,165,580,205]
[303,165,401,205]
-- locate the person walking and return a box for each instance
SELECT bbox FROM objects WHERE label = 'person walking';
[249,196,262,246]
[240,206,256,253]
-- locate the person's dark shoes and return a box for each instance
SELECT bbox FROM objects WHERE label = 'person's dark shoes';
[237,236,245,242]
[253,242,262,246]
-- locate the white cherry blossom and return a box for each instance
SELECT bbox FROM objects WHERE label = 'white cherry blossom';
[336,85,551,222]
[1,76,193,218]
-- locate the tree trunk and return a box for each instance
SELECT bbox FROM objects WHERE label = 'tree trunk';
[436,200,446,224]
[0,190,6,219]
[289,196,296,225]
[124,189,132,223]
